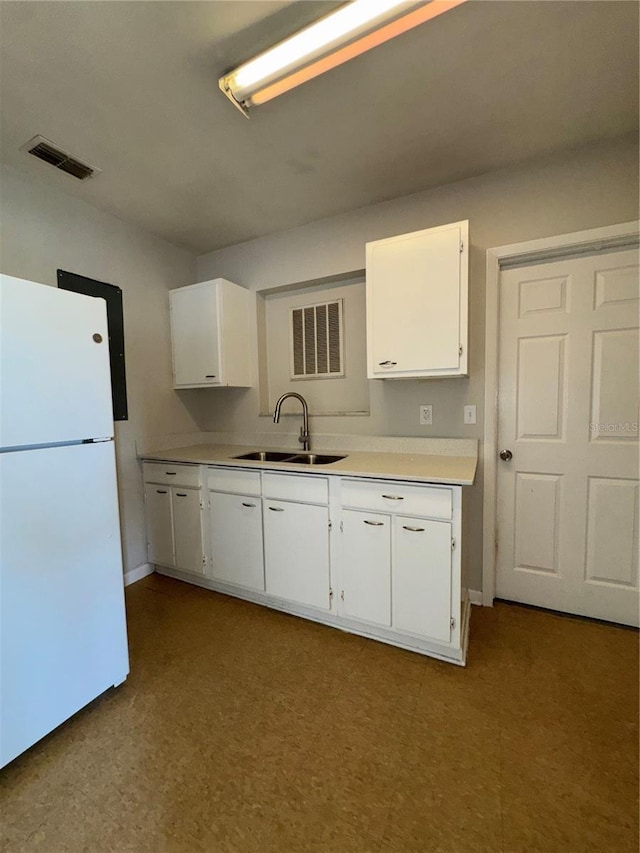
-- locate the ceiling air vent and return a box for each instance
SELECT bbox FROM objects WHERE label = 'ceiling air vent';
[20,135,100,181]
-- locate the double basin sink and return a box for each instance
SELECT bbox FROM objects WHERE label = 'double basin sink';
[233,450,345,466]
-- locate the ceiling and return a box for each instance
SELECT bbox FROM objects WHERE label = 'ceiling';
[0,1,638,254]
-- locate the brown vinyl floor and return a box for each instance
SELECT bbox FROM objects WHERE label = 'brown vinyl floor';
[1,574,638,853]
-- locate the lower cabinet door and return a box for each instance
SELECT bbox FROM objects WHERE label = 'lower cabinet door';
[341,510,391,626]
[172,488,205,575]
[392,516,452,643]
[263,499,330,610]
[209,491,264,590]
[144,485,174,567]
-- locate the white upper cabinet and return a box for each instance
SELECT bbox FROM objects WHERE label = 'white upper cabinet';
[169,278,252,389]
[366,220,469,378]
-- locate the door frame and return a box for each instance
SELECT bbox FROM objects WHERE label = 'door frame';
[482,220,639,606]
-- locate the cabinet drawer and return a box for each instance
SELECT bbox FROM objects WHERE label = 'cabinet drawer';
[341,478,452,520]
[263,472,328,504]
[207,466,261,496]
[143,462,201,488]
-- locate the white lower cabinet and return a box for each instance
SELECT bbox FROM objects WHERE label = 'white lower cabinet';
[144,485,174,566]
[143,464,205,576]
[209,491,264,591]
[172,488,206,575]
[341,510,391,627]
[263,499,331,611]
[392,515,452,643]
[143,461,466,664]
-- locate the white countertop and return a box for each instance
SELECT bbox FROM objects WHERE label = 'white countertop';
[140,442,478,486]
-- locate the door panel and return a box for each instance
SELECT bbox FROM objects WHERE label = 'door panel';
[496,248,639,626]
[210,492,264,590]
[172,488,204,574]
[0,442,128,767]
[516,335,567,440]
[0,275,113,446]
[392,516,452,643]
[514,473,561,574]
[585,478,638,587]
[144,486,174,567]
[263,500,330,610]
[341,510,391,627]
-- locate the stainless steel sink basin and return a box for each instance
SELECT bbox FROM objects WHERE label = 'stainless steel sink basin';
[232,450,346,465]
[281,453,346,465]
[233,451,298,462]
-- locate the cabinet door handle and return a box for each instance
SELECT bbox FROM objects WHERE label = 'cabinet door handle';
[156,489,168,494]
[382,494,404,501]
[378,360,397,366]
[176,493,188,497]
[205,375,216,379]
[242,502,256,508]
[402,525,425,532]
[363,520,384,526]
[268,506,284,512]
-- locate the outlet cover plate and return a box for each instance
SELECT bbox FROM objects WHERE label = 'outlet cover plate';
[419,405,433,426]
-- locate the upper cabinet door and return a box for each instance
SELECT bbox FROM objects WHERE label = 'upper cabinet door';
[169,279,252,389]
[0,275,114,448]
[366,221,468,379]
[170,282,220,387]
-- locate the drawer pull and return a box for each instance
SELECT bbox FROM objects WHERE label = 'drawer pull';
[268,506,285,512]
[363,520,384,526]
[165,472,177,476]
[402,525,425,533]
[382,494,404,501]
[156,489,168,495]
[378,360,397,366]
[242,502,256,508]
[176,493,188,497]
[205,375,216,379]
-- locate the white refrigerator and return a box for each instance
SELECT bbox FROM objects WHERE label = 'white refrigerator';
[0,274,129,768]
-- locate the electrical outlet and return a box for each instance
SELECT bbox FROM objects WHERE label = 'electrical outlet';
[419,405,433,426]
[464,405,476,425]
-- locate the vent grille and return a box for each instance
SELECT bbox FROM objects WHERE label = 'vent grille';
[21,136,99,181]
[291,300,344,379]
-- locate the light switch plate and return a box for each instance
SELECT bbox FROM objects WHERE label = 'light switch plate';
[419,405,433,426]
[464,405,476,425]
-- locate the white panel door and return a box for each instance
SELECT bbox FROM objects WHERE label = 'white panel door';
[170,283,220,387]
[0,275,113,447]
[392,516,452,643]
[341,510,391,626]
[496,249,639,626]
[263,500,330,610]
[172,488,204,575]
[209,492,264,590]
[144,485,175,567]
[0,442,129,768]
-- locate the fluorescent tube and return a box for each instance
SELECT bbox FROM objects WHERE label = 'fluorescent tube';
[219,0,467,113]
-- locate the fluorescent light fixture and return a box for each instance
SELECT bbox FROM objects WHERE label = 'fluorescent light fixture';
[219,0,467,114]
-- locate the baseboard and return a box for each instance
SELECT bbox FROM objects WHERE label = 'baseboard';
[468,589,483,606]
[124,562,154,587]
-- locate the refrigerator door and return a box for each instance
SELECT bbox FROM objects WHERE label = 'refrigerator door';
[0,441,129,767]
[0,275,114,448]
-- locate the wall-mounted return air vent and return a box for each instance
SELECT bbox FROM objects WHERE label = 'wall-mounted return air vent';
[20,135,100,181]
[290,299,344,380]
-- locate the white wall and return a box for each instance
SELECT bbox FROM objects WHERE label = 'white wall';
[195,134,640,592]
[0,164,200,577]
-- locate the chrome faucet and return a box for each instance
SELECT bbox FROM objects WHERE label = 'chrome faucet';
[273,392,310,451]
